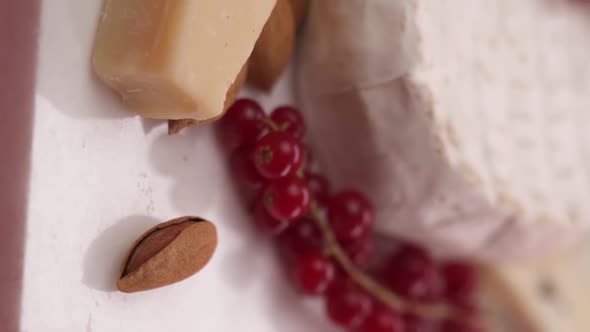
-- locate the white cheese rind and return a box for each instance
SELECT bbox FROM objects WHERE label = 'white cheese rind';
[297,0,590,259]
[413,0,590,228]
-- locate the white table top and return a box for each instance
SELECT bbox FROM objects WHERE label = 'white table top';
[21,1,338,331]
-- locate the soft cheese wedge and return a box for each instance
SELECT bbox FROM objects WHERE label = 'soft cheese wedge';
[93,0,276,120]
[298,0,590,259]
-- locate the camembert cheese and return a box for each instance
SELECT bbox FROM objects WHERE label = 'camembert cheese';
[298,0,590,259]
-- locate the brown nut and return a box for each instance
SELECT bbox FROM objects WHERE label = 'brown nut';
[117,216,217,293]
[288,0,310,29]
[248,0,295,91]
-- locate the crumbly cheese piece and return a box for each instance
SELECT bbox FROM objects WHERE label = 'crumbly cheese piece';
[93,0,276,120]
[298,0,590,258]
[482,238,590,332]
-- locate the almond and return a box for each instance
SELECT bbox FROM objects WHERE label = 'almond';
[288,0,310,29]
[248,0,295,91]
[117,216,217,293]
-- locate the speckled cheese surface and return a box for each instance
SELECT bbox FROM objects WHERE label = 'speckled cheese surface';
[298,0,590,259]
[414,0,590,229]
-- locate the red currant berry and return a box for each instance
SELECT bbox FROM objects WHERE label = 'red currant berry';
[292,250,335,294]
[442,261,478,311]
[325,279,372,329]
[440,320,482,332]
[221,99,267,147]
[384,245,442,303]
[403,315,438,332]
[261,177,311,221]
[342,237,374,268]
[230,146,266,190]
[280,217,322,255]
[305,172,331,206]
[254,131,302,179]
[355,304,405,332]
[253,199,290,235]
[270,106,304,139]
[389,245,432,273]
[327,191,374,242]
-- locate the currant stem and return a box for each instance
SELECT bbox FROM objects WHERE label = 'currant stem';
[308,203,481,326]
[261,117,280,131]
[262,117,481,327]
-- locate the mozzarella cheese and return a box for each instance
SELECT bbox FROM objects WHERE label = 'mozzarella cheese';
[93,0,275,120]
[297,0,590,259]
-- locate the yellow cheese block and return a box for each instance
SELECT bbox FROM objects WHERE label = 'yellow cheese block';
[92,0,276,120]
[481,239,590,332]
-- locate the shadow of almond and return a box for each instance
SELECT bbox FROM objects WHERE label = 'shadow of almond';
[82,215,158,292]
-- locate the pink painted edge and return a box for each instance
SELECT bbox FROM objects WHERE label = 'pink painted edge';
[0,0,40,330]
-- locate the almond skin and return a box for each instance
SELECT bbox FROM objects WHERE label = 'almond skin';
[117,216,217,293]
[248,0,295,91]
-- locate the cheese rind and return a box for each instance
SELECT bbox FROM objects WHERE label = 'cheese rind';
[297,0,590,259]
[412,0,590,228]
[93,0,276,120]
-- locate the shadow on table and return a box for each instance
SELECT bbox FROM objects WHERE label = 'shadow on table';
[82,215,158,292]
[148,125,233,218]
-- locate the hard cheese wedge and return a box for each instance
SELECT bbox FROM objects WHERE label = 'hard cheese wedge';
[481,239,590,332]
[93,0,276,120]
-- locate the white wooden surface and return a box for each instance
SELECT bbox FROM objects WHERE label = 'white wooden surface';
[21,1,338,331]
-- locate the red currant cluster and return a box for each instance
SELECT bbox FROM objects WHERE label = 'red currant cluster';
[219,99,484,332]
